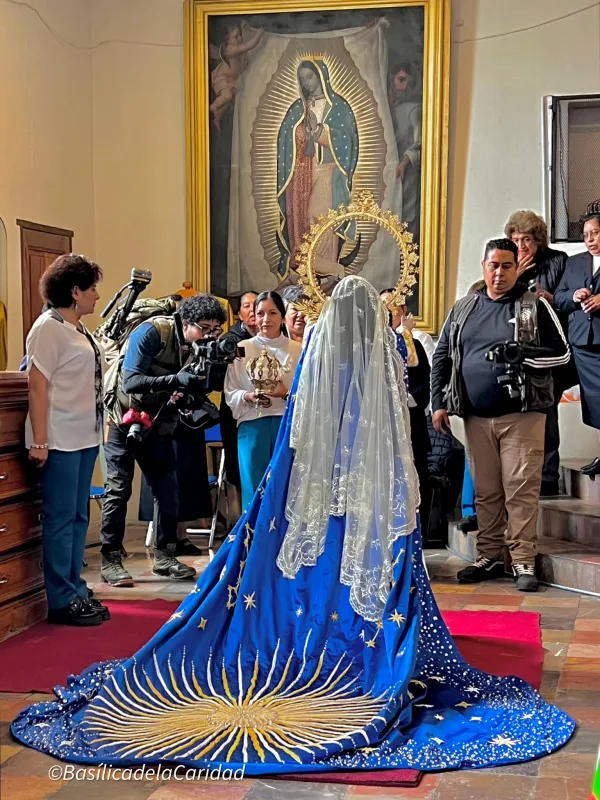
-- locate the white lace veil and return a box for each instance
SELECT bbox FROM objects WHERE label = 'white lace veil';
[277,275,419,622]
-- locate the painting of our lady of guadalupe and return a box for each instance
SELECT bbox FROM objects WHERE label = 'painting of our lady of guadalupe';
[197,2,447,328]
[276,58,359,291]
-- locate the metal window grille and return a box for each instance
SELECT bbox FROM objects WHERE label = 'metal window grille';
[549,94,600,242]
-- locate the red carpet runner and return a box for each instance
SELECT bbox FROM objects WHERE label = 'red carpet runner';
[0,603,543,789]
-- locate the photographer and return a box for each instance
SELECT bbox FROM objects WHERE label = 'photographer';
[100,294,227,586]
[431,238,570,592]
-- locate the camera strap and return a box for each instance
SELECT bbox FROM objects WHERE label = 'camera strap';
[514,290,539,346]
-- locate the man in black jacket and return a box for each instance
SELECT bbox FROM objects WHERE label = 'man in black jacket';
[219,292,258,494]
[555,209,600,476]
[432,238,570,592]
[100,295,227,586]
[504,210,573,495]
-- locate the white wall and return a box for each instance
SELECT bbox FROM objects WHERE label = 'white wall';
[0,0,95,367]
[91,0,187,317]
[447,0,600,303]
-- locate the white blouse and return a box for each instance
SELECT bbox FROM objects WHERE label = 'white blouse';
[25,311,103,452]
[224,334,302,426]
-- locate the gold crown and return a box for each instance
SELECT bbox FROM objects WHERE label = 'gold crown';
[293,191,419,322]
[246,349,288,393]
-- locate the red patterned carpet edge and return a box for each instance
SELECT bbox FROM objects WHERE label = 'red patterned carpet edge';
[0,602,543,694]
[0,603,543,789]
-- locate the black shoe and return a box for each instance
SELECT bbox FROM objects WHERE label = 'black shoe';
[513,563,539,592]
[47,597,103,627]
[152,545,197,580]
[101,551,134,587]
[581,458,600,478]
[456,515,478,533]
[175,538,203,556]
[457,556,505,584]
[83,597,111,621]
[540,480,560,497]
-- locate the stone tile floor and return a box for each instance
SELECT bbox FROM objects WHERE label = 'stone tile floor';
[1,531,599,800]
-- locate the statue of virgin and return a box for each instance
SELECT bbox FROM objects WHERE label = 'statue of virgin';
[12,277,573,774]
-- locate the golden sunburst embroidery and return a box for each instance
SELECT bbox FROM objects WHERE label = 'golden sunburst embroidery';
[82,634,389,764]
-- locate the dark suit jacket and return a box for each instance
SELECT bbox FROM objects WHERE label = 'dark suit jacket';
[554,252,600,347]
[408,339,431,462]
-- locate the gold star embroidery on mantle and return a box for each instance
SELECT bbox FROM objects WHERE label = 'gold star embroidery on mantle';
[269,518,276,532]
[198,618,208,630]
[388,610,406,627]
[244,592,257,610]
[456,701,473,709]
[296,607,303,617]
[168,612,184,622]
[225,521,253,610]
[330,612,339,622]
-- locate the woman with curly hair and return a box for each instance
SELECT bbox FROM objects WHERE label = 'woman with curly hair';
[26,254,108,627]
[504,210,574,496]
[504,210,567,302]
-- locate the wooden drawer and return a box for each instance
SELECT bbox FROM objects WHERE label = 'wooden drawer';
[0,408,27,449]
[0,588,47,642]
[0,545,44,605]
[0,452,35,503]
[0,500,43,555]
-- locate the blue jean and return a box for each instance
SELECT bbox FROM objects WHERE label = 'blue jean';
[461,460,476,517]
[237,416,282,511]
[40,447,99,610]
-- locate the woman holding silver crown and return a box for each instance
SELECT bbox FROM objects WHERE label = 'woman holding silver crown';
[12,272,574,774]
[224,290,302,510]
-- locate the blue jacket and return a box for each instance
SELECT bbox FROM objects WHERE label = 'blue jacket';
[554,251,600,347]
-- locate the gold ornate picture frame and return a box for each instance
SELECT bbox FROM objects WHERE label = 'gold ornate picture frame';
[185,0,449,332]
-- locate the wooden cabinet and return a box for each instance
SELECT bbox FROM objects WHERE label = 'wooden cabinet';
[0,373,46,641]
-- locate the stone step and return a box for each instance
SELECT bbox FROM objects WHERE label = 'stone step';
[538,498,600,547]
[561,458,600,503]
[447,522,600,595]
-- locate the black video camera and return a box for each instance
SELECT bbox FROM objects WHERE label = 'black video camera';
[485,341,525,401]
[181,336,244,391]
[100,268,153,341]
[174,331,245,431]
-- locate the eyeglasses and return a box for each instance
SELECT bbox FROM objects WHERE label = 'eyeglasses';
[198,323,223,336]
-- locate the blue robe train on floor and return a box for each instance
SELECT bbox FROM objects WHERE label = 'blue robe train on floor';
[11,346,574,773]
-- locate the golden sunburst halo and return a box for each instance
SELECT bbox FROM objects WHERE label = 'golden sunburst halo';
[295,191,419,322]
[81,633,389,764]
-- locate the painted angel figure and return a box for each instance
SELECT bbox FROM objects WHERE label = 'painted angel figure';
[12,276,574,776]
[210,23,264,130]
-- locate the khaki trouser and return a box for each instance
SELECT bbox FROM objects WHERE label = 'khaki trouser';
[464,412,545,567]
